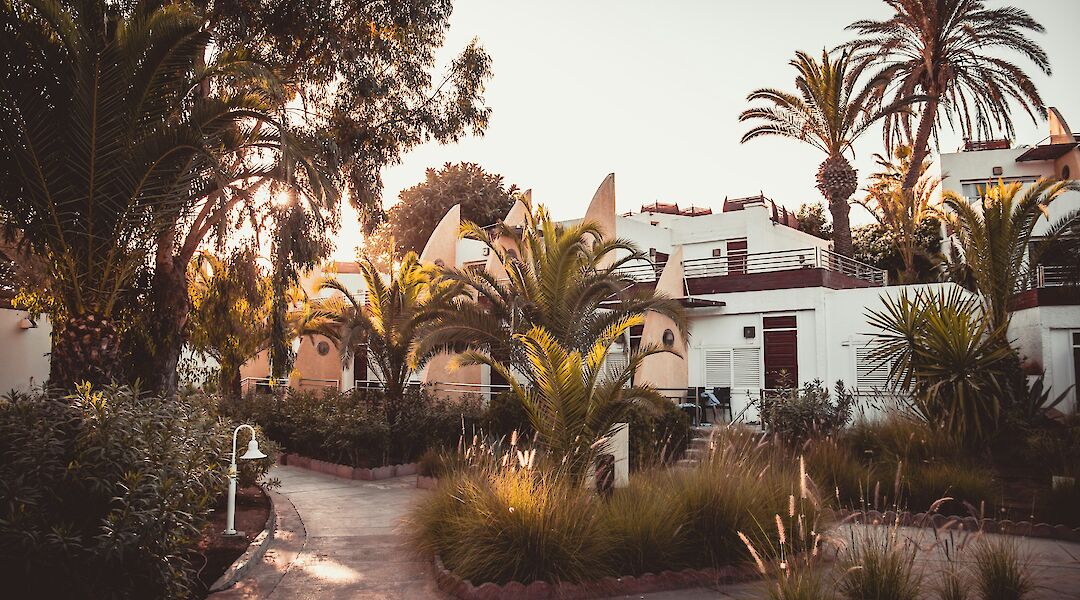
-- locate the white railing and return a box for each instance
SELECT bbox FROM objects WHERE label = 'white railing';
[615,247,887,286]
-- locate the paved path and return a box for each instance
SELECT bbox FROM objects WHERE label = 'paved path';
[220,465,1080,600]
[216,465,442,600]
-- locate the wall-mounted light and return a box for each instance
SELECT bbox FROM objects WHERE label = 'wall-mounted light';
[18,317,37,330]
[743,326,756,339]
[992,166,1003,176]
[662,329,675,347]
[482,247,491,256]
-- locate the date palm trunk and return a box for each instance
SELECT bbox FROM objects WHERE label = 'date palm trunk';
[903,97,939,191]
[138,250,191,397]
[49,312,121,390]
[816,154,857,258]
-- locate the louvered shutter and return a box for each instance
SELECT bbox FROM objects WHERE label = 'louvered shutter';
[733,347,762,388]
[704,349,733,387]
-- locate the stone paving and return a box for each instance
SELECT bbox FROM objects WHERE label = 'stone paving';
[219,465,1080,600]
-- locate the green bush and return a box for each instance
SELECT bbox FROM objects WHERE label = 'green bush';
[804,437,877,506]
[625,398,691,470]
[901,462,997,515]
[971,537,1033,600]
[603,475,691,574]
[765,380,855,446]
[220,387,481,467]
[0,386,227,599]
[836,527,922,600]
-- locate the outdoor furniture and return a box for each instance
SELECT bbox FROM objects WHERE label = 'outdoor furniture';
[706,387,734,423]
[676,387,701,425]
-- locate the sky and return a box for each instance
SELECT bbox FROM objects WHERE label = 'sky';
[336,0,1080,258]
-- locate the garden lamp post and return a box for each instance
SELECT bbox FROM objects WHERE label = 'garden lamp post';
[225,424,267,536]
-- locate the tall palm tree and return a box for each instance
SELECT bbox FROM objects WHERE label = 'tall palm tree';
[0,0,298,388]
[739,50,910,257]
[845,0,1051,190]
[458,319,671,481]
[942,178,1080,333]
[413,205,687,373]
[301,251,462,419]
[857,145,942,283]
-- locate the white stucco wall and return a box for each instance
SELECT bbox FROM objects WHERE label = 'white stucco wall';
[1010,305,1080,413]
[0,309,51,393]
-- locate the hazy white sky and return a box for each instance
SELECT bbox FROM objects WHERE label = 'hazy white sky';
[337,0,1080,258]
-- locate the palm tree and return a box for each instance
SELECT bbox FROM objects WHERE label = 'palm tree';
[942,178,1080,333]
[740,50,910,257]
[414,205,687,373]
[458,319,671,481]
[301,251,461,421]
[0,0,299,388]
[845,0,1051,190]
[856,145,942,283]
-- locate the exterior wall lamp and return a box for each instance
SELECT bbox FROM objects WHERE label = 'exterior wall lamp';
[224,424,267,536]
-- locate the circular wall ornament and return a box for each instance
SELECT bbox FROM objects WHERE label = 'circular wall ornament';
[662,329,675,347]
[317,341,330,356]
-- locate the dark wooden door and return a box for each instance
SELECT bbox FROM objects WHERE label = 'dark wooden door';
[764,329,798,389]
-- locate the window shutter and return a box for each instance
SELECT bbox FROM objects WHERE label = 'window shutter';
[855,345,890,389]
[733,347,762,388]
[704,350,733,387]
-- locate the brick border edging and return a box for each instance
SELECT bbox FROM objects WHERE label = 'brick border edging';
[432,555,758,599]
[824,508,1080,543]
[207,487,277,593]
[278,452,418,480]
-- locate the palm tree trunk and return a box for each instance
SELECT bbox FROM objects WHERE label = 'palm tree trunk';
[903,98,939,191]
[829,196,854,258]
[141,253,190,397]
[49,312,120,390]
[816,155,857,258]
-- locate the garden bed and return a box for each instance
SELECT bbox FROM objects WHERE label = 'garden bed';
[281,452,419,480]
[192,486,272,598]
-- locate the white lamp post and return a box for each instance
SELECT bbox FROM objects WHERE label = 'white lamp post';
[225,424,267,536]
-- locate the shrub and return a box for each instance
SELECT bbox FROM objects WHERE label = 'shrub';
[902,462,996,515]
[409,468,614,584]
[0,386,226,599]
[846,414,961,466]
[603,475,691,574]
[220,387,481,467]
[765,380,855,446]
[1041,477,1080,527]
[971,537,1033,600]
[804,437,876,506]
[836,526,922,600]
[625,398,691,470]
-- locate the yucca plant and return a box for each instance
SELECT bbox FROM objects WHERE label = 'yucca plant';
[844,0,1051,190]
[0,0,312,389]
[740,50,912,257]
[415,204,686,374]
[867,287,1015,443]
[457,319,672,481]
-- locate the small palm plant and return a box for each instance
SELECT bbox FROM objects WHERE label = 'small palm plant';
[942,178,1080,333]
[302,251,462,422]
[857,145,943,283]
[740,50,912,257]
[457,317,672,481]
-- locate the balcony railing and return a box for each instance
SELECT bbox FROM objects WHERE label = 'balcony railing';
[615,247,886,286]
[1021,264,1079,290]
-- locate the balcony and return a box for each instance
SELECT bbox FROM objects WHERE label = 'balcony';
[616,247,887,293]
[1011,264,1080,310]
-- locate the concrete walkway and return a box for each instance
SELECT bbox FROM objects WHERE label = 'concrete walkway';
[215,465,442,599]
[217,465,1080,600]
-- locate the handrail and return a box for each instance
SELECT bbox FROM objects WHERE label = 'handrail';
[1022,264,1079,290]
[614,247,886,286]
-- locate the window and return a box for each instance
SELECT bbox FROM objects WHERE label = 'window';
[705,347,762,389]
[961,176,1037,202]
[855,344,890,389]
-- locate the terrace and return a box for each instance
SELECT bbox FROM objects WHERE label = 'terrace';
[616,246,887,293]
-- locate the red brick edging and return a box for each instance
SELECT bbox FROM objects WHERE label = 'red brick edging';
[279,453,418,480]
[825,508,1080,543]
[432,555,758,600]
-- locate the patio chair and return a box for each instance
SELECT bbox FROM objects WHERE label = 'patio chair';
[676,387,701,426]
[705,387,734,423]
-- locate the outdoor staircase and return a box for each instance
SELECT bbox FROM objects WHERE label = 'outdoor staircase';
[675,425,715,469]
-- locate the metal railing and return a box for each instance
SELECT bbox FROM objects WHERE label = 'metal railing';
[1023,264,1079,289]
[352,379,512,400]
[614,247,886,286]
[240,377,340,394]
